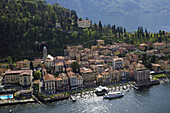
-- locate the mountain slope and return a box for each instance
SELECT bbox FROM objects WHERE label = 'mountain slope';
[45,0,170,17]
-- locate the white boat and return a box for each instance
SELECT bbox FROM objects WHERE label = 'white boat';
[103,92,124,99]
[133,86,139,90]
[95,86,108,96]
[70,96,76,102]
[123,86,127,90]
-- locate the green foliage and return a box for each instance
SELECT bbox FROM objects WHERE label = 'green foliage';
[70,61,80,73]
[34,71,41,80]
[7,56,13,64]
[22,97,25,100]
[154,74,166,78]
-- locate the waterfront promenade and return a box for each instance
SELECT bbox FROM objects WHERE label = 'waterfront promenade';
[0,98,36,106]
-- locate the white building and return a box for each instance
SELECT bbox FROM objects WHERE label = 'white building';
[112,58,123,69]
[77,20,92,28]
[76,74,83,88]
[54,62,64,73]
[67,71,77,89]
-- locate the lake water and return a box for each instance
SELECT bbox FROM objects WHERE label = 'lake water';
[90,14,170,33]
[1,84,170,113]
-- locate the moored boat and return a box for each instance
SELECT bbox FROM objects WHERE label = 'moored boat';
[95,86,108,96]
[103,92,124,99]
[70,96,76,102]
[133,86,139,90]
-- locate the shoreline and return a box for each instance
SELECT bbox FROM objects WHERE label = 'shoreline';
[0,79,169,106]
[0,99,37,106]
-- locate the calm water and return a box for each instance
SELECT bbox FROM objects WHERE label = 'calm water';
[1,84,170,113]
[90,14,170,33]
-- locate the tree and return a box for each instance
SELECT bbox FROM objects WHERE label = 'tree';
[34,71,41,80]
[7,56,12,64]
[70,61,80,73]
[150,55,156,63]
[30,61,33,70]
[98,21,102,31]
[124,28,126,33]
[79,18,82,21]
[143,46,147,52]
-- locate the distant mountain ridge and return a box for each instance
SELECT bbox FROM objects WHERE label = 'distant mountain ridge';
[45,0,170,17]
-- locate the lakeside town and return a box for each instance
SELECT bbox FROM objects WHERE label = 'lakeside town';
[0,38,170,105]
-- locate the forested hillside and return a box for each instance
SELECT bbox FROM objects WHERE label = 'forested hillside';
[0,0,169,61]
[0,0,78,60]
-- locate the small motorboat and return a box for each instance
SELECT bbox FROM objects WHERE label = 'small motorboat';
[133,86,139,90]
[70,96,76,102]
[123,86,127,90]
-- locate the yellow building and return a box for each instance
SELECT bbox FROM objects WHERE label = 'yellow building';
[16,61,30,69]
[158,60,170,73]
[96,74,103,85]
[80,67,96,87]
[4,70,33,86]
[33,59,42,68]
[77,20,92,28]
[97,40,104,45]
[19,70,33,86]
[91,46,98,51]
[113,50,121,56]
[101,72,110,84]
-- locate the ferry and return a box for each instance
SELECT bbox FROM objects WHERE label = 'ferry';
[103,92,124,99]
[95,86,108,96]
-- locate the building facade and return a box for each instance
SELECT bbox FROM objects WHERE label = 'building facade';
[77,20,92,28]
[4,70,33,86]
[112,58,123,69]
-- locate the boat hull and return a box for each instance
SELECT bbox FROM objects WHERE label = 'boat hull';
[103,93,124,99]
[95,91,107,96]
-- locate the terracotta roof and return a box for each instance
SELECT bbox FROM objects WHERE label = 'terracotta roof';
[66,67,72,72]
[76,74,82,79]
[102,72,109,75]
[5,70,32,75]
[55,56,65,60]
[153,42,166,46]
[97,40,104,42]
[0,68,6,73]
[33,59,41,62]
[56,77,62,81]
[55,62,64,66]
[17,60,30,64]
[78,19,91,22]
[80,68,93,73]
[43,73,55,81]
[97,75,103,78]
[152,64,161,66]
[34,80,40,84]
[58,73,68,79]
[113,58,123,61]
[46,59,53,62]
[67,71,75,76]
[140,43,148,46]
